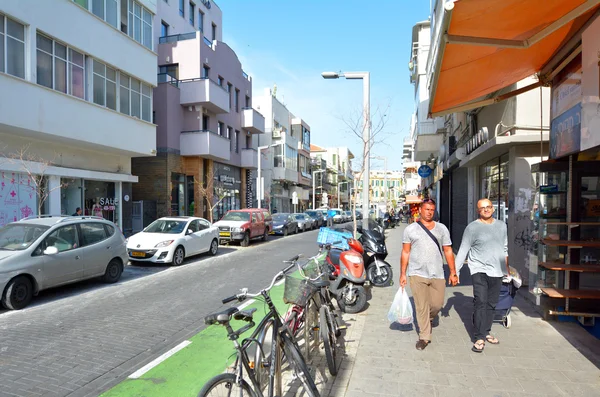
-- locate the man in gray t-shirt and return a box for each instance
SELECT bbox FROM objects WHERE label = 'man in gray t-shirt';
[400,199,458,350]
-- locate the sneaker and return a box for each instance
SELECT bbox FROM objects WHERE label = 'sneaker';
[430,316,439,328]
[416,340,430,350]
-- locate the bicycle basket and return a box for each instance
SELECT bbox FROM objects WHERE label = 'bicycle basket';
[283,275,318,306]
[301,259,328,282]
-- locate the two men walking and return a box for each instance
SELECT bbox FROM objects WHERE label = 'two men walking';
[399,198,509,352]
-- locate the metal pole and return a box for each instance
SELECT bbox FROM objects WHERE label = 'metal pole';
[257,149,262,208]
[384,157,387,209]
[362,73,370,229]
[312,171,316,209]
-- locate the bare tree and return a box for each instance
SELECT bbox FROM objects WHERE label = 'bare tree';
[339,103,392,237]
[6,145,66,217]
[195,169,228,223]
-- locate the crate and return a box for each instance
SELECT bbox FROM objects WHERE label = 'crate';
[316,227,352,250]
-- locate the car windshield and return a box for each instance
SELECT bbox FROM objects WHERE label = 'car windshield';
[295,214,305,220]
[0,224,50,251]
[144,220,187,234]
[222,212,250,222]
[273,214,289,221]
[306,211,317,217]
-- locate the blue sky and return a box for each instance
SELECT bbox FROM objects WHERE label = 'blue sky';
[219,1,430,172]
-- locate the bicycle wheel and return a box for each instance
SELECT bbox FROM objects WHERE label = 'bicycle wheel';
[254,319,275,391]
[280,330,320,397]
[197,373,256,397]
[319,305,337,376]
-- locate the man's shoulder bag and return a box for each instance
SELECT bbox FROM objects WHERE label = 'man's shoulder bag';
[417,221,443,258]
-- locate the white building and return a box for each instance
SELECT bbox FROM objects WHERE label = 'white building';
[0,0,157,233]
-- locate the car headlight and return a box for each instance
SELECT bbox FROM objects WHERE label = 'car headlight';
[232,227,244,232]
[155,240,174,248]
[274,225,282,229]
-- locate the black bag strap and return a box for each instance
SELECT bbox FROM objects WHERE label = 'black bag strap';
[417,221,443,258]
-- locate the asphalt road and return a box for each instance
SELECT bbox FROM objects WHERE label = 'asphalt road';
[0,228,328,397]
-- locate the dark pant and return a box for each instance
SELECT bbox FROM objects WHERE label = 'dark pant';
[472,273,502,341]
[327,218,333,227]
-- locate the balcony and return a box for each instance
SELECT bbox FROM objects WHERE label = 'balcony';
[272,167,298,184]
[179,78,230,114]
[241,148,258,169]
[180,130,230,162]
[241,108,265,134]
[0,73,155,157]
[159,32,197,44]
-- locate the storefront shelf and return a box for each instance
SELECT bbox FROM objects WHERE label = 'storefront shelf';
[539,263,600,272]
[541,287,600,300]
[543,222,600,226]
[541,239,600,247]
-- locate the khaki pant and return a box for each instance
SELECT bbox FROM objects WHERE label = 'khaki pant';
[409,275,446,342]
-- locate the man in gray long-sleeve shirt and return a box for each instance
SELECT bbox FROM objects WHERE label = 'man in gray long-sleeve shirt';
[455,198,510,353]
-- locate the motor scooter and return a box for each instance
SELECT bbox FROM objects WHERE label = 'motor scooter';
[357,226,393,287]
[325,238,368,314]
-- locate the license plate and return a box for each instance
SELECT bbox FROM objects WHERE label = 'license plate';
[219,232,231,237]
[131,251,145,257]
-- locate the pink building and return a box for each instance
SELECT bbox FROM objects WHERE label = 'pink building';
[133,0,265,221]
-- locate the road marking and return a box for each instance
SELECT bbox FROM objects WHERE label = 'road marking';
[128,340,192,379]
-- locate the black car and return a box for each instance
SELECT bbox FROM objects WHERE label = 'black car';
[305,210,324,228]
[270,213,298,236]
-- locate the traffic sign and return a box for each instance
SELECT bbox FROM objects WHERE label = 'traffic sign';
[418,165,432,178]
[292,191,298,205]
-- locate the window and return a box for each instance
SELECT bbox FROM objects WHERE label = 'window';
[36,34,86,99]
[188,220,199,233]
[212,23,216,41]
[226,126,232,139]
[189,2,195,26]
[202,65,209,78]
[245,95,250,108]
[120,72,152,122]
[126,0,152,49]
[80,223,107,246]
[227,127,233,152]
[198,10,204,32]
[274,144,283,168]
[158,64,178,79]
[179,0,184,16]
[0,14,25,78]
[161,21,169,37]
[217,122,224,136]
[285,145,298,171]
[217,76,223,86]
[91,0,118,28]
[93,60,117,110]
[234,130,239,153]
[227,83,232,108]
[198,219,210,230]
[202,114,209,130]
[234,89,240,112]
[246,134,251,149]
[45,225,79,252]
[74,0,88,8]
[479,153,509,223]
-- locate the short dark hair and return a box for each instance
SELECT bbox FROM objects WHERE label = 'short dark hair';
[75,207,81,212]
[420,198,436,207]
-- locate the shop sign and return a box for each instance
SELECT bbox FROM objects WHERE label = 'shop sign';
[99,197,118,211]
[551,68,582,119]
[586,199,600,217]
[550,103,581,159]
[418,165,432,178]
[219,175,235,185]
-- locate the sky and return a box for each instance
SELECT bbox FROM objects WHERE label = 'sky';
[218,0,431,172]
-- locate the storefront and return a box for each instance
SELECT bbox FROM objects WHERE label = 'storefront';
[213,162,241,220]
[0,171,42,227]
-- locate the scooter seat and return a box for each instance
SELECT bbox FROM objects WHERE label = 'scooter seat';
[205,307,239,325]
[309,279,330,288]
[329,248,342,265]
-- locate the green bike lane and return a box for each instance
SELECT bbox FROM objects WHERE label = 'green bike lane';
[101,276,295,397]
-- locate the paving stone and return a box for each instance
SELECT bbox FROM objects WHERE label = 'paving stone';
[347,377,399,395]
[459,364,497,377]
[490,366,531,380]
[561,370,600,384]
[516,380,565,396]
[481,376,525,392]
[526,368,570,382]
[433,385,473,397]
[500,357,540,369]
[553,381,600,396]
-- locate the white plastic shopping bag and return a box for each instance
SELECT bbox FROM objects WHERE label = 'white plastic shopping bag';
[387,287,413,325]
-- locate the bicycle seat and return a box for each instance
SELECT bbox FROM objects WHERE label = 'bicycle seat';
[233,307,257,322]
[205,307,239,325]
[309,279,330,288]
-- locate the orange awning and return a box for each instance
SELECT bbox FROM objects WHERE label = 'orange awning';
[429,0,600,117]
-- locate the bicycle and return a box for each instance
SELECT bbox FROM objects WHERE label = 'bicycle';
[198,255,320,397]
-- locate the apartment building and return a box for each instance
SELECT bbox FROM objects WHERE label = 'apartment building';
[310,145,354,209]
[253,88,311,213]
[132,0,265,222]
[0,0,157,233]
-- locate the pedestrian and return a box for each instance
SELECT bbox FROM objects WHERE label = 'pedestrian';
[72,207,82,216]
[272,207,278,214]
[400,198,459,350]
[327,208,335,227]
[454,198,510,353]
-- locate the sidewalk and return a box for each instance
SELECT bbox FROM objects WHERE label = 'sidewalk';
[321,223,600,397]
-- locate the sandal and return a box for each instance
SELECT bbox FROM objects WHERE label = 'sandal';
[485,335,500,344]
[472,340,485,353]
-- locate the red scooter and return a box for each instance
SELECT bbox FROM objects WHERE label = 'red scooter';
[326,238,368,313]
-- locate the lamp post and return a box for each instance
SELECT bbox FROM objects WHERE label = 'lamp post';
[322,71,370,229]
[372,155,387,208]
[256,144,277,208]
[337,181,349,209]
[312,169,325,209]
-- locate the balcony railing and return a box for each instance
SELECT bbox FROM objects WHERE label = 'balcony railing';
[159,32,197,44]
[242,70,249,80]
[157,73,179,87]
[203,36,213,47]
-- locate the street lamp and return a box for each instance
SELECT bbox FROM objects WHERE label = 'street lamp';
[312,169,325,209]
[322,71,370,229]
[256,144,278,208]
[372,155,387,207]
[337,181,349,209]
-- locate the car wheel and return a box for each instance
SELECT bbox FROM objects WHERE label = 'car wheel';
[2,276,33,310]
[295,226,299,234]
[262,229,268,241]
[283,227,288,237]
[240,232,250,247]
[172,246,185,266]
[209,239,218,256]
[102,259,123,283]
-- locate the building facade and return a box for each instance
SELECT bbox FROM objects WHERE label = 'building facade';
[310,145,353,209]
[0,0,157,234]
[132,0,265,223]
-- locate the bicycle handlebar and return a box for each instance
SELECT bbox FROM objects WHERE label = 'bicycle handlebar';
[221,258,300,304]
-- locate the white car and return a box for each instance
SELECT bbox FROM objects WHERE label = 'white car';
[126,216,219,266]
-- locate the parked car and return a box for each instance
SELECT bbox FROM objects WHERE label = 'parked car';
[294,213,314,232]
[213,209,271,247]
[127,216,219,266]
[0,215,127,310]
[305,210,324,228]
[330,208,344,223]
[344,211,353,222]
[355,210,363,220]
[271,213,298,236]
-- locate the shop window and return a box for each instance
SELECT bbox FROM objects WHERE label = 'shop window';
[171,173,185,216]
[479,153,509,223]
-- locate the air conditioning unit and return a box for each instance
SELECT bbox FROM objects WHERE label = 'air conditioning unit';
[272,128,282,138]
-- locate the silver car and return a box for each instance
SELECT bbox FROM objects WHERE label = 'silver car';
[0,215,127,310]
[293,213,314,232]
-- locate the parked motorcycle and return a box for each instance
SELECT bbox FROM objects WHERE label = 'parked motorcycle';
[357,226,393,287]
[325,238,368,313]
